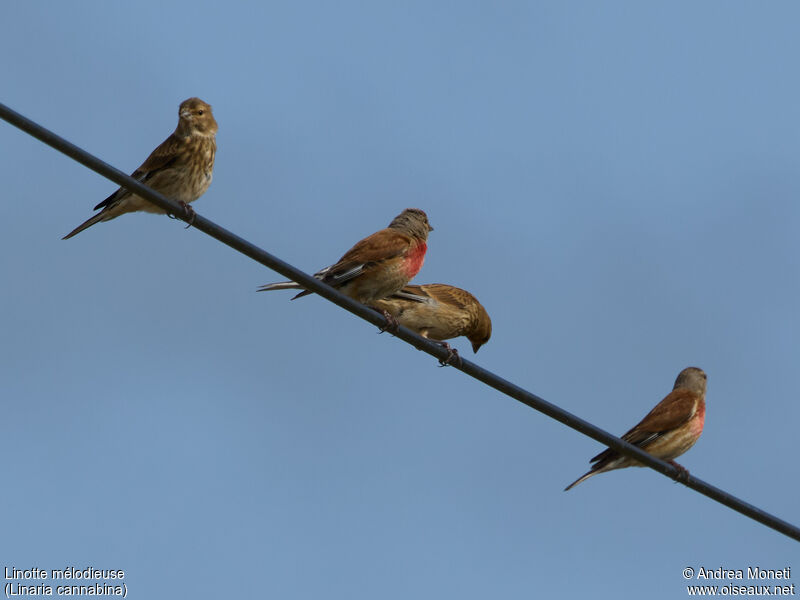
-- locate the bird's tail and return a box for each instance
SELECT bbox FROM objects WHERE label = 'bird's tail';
[257,281,313,300]
[257,281,303,292]
[62,212,106,240]
[563,469,599,491]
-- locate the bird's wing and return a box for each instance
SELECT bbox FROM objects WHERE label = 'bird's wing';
[324,229,413,285]
[589,389,699,463]
[391,285,437,305]
[422,284,471,309]
[93,134,183,210]
[393,285,477,310]
[618,389,699,447]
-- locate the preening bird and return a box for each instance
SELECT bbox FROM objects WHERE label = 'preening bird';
[371,284,492,354]
[63,97,218,239]
[258,208,433,306]
[564,366,707,491]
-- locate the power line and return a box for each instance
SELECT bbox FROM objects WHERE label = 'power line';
[2,100,798,543]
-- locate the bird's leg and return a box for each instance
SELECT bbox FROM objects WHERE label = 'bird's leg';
[179,201,196,228]
[437,342,462,368]
[668,460,690,483]
[166,202,196,228]
[370,308,400,334]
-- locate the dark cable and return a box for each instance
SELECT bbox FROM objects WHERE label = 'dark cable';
[2,100,798,543]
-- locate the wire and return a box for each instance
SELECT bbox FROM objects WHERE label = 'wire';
[2,100,798,543]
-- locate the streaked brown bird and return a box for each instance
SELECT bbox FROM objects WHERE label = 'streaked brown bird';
[63,97,218,239]
[564,366,707,491]
[372,284,492,354]
[258,208,433,305]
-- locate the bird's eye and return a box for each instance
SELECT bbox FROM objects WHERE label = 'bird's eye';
[197,110,205,115]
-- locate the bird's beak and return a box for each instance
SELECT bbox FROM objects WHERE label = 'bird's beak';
[180,110,192,120]
[428,224,434,232]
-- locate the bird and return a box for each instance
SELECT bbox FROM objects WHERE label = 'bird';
[371,283,492,357]
[258,208,433,306]
[564,366,707,491]
[63,97,218,239]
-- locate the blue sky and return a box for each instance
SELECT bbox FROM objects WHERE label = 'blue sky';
[2,1,798,597]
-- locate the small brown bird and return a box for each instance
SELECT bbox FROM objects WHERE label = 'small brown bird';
[63,97,218,239]
[258,208,433,305]
[372,284,492,354]
[564,366,707,491]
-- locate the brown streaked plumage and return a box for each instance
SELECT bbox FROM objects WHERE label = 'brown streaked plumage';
[63,97,217,239]
[372,284,492,353]
[258,208,433,305]
[564,366,707,491]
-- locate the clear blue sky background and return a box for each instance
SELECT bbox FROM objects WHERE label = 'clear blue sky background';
[2,2,798,597]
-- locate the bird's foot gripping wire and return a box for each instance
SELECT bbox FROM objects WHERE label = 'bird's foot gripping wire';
[375,309,400,335]
[437,342,462,368]
[668,460,690,483]
[167,201,196,228]
[180,201,196,228]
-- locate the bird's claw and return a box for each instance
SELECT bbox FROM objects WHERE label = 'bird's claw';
[437,342,462,368]
[167,202,196,228]
[180,201,196,228]
[377,310,400,334]
[668,460,690,483]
